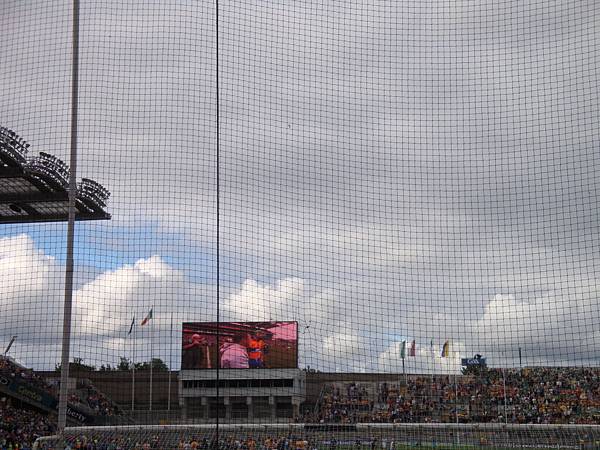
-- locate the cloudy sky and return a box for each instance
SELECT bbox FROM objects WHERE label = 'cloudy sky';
[1,0,599,373]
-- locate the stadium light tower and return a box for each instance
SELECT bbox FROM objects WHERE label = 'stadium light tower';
[1,118,111,431]
[0,126,30,165]
[0,127,111,224]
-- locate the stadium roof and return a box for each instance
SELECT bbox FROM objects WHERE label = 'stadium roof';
[0,126,110,224]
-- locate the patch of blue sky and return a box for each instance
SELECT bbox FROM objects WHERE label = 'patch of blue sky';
[0,223,66,254]
[1,223,305,289]
[0,222,217,283]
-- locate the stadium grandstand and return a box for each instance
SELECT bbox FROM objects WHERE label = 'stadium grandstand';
[2,0,600,449]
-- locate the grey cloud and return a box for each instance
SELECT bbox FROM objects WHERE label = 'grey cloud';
[1,0,600,371]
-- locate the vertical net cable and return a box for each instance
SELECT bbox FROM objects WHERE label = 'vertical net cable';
[215,0,221,442]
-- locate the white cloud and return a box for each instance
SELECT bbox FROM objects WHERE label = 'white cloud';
[0,234,63,341]
[223,278,306,322]
[321,332,372,373]
[470,288,600,365]
[0,234,60,297]
[0,236,215,369]
[73,255,185,336]
[378,340,466,374]
[1,233,600,372]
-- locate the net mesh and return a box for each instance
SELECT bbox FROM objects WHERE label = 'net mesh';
[34,424,600,450]
[0,0,599,448]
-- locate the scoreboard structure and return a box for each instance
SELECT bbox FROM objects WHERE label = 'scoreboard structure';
[179,322,306,422]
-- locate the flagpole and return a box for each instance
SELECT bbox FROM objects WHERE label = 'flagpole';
[401,340,406,384]
[429,341,433,409]
[410,342,413,379]
[402,357,406,384]
[453,350,459,447]
[168,311,173,412]
[453,354,458,426]
[132,320,136,412]
[502,366,508,424]
[149,306,154,412]
[501,348,509,424]
[410,342,413,382]
[430,340,434,384]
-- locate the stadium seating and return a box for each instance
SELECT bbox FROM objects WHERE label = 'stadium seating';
[70,380,121,417]
[0,400,54,450]
[310,368,600,424]
[0,357,120,421]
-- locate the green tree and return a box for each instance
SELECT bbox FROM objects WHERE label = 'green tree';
[117,357,132,371]
[54,357,169,372]
[55,357,96,372]
[134,358,168,371]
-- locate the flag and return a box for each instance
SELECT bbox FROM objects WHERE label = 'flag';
[400,340,406,359]
[128,317,135,335]
[441,340,450,357]
[409,340,416,357]
[141,309,153,326]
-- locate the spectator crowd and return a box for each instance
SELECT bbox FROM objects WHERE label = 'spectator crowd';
[0,357,119,418]
[69,383,120,417]
[311,367,600,424]
[37,434,319,450]
[0,398,55,450]
[0,358,56,397]
[3,360,600,448]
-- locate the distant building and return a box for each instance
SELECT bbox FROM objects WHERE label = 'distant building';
[179,368,306,422]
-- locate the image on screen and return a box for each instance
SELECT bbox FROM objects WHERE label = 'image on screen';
[181,321,298,369]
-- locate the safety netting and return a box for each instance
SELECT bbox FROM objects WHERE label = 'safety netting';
[0,0,599,449]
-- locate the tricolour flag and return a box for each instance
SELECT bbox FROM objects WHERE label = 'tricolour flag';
[441,340,450,358]
[141,309,153,326]
[409,340,416,357]
[128,316,135,335]
[400,340,406,359]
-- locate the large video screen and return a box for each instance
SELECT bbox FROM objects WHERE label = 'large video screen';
[181,321,298,369]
